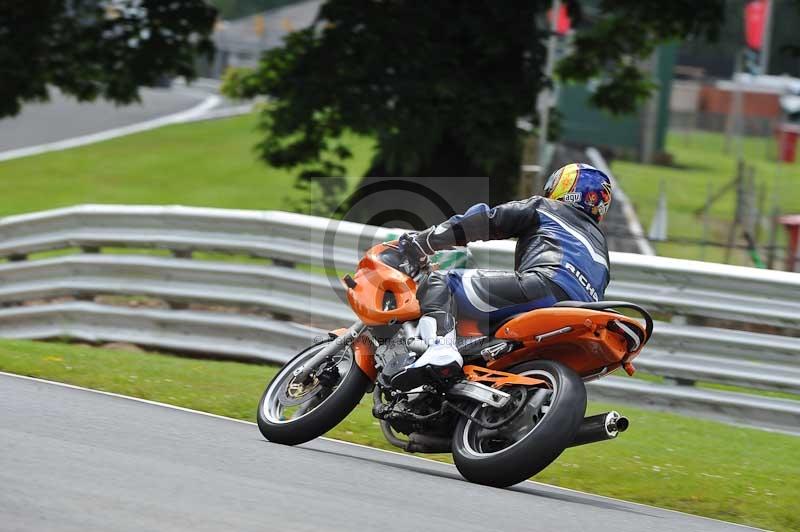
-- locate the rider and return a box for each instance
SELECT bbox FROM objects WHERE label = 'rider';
[392,163,613,390]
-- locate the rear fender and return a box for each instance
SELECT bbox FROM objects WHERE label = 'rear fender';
[491,307,647,379]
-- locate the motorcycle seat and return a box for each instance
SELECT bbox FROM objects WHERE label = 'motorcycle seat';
[472,313,527,336]
[480,301,632,335]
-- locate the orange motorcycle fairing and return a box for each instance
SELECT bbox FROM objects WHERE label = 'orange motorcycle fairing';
[490,307,647,379]
[329,329,377,382]
[463,365,547,388]
[345,243,421,326]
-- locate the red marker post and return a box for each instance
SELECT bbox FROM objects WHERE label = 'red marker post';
[779,214,800,271]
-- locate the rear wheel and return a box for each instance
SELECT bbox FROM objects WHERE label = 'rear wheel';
[452,359,586,487]
[257,340,371,445]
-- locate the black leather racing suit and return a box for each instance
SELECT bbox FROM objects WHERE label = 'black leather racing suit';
[412,196,611,334]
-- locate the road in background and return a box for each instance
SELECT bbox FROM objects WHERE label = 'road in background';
[0,373,752,532]
[0,86,211,152]
[549,144,648,254]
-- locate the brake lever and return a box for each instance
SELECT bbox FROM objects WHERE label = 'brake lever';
[413,261,439,283]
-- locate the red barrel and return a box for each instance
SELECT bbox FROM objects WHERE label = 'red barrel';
[780,215,800,272]
[776,123,800,163]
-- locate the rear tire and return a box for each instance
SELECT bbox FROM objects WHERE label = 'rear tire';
[452,359,586,487]
[257,341,371,446]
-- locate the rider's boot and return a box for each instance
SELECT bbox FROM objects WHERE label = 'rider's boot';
[391,315,463,391]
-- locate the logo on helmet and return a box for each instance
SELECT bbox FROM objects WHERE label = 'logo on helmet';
[563,192,582,203]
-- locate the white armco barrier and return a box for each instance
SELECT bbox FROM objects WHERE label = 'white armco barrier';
[0,205,798,434]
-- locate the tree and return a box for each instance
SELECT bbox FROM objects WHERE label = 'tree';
[674,0,800,78]
[223,0,728,203]
[0,0,218,119]
[557,1,726,111]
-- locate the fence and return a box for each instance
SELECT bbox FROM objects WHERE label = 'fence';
[0,204,798,433]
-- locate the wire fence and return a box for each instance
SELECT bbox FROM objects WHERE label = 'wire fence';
[609,122,800,269]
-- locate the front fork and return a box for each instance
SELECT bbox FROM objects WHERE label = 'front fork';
[293,320,370,382]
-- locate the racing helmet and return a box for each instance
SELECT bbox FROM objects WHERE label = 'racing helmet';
[543,163,612,222]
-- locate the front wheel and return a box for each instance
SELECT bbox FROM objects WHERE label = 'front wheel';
[452,359,586,487]
[257,340,371,445]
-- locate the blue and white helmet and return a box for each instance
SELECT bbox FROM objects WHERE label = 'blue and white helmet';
[543,163,613,222]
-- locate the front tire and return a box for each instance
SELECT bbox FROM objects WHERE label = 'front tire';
[452,359,586,487]
[257,340,371,446]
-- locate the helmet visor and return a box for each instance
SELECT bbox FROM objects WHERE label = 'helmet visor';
[543,169,560,197]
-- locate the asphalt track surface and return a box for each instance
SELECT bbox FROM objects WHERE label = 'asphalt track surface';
[0,373,755,532]
[0,87,207,152]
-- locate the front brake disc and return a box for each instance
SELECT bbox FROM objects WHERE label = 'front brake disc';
[277,374,324,407]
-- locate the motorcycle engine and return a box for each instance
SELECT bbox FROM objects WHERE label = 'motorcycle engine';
[372,329,454,436]
[375,331,415,387]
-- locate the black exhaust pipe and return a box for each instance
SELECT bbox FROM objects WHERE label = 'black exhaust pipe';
[379,420,452,453]
[569,411,629,448]
[406,432,452,453]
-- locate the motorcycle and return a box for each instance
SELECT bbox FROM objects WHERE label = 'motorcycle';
[257,242,652,487]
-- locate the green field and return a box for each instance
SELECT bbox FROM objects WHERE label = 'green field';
[0,113,374,217]
[2,114,796,268]
[0,338,796,531]
[611,130,800,265]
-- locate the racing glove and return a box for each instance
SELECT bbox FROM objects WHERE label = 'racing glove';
[397,231,432,276]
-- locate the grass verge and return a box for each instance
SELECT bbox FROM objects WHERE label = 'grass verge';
[0,113,374,217]
[0,338,796,531]
[611,130,800,265]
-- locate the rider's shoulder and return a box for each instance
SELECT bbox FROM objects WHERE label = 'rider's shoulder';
[500,195,547,208]
[525,195,559,210]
